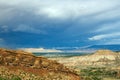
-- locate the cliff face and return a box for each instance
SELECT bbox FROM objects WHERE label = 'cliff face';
[0,48,80,80]
[51,50,120,67]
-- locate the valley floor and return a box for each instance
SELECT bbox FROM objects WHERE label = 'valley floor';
[49,50,120,80]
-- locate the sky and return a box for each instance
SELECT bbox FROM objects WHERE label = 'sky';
[0,0,120,49]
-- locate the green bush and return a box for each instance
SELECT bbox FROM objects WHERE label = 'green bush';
[81,67,119,80]
[91,76,102,80]
[11,76,21,80]
[0,77,7,80]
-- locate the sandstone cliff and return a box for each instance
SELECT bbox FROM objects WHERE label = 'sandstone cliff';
[51,50,120,67]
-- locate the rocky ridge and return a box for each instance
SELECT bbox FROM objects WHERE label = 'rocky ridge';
[50,50,120,67]
[0,48,80,80]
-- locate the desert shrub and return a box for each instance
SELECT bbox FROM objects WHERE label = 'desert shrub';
[91,76,102,80]
[11,76,21,80]
[80,67,119,80]
[0,77,7,80]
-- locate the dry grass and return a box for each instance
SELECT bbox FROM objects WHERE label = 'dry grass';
[0,65,80,80]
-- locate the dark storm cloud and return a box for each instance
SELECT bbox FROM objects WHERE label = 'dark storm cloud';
[0,0,120,48]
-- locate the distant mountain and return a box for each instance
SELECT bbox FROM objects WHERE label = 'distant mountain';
[58,45,120,53]
[86,45,120,51]
[46,45,120,53]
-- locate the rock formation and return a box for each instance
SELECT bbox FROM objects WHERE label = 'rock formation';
[0,48,80,80]
[51,50,120,67]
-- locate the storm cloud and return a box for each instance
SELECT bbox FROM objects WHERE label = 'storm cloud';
[0,0,120,48]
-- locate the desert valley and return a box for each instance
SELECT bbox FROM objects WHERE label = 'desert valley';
[0,48,120,80]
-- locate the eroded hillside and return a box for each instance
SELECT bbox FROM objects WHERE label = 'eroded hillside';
[50,50,120,67]
[50,50,120,80]
[0,48,81,80]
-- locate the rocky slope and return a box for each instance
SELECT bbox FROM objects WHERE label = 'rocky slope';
[0,48,80,80]
[50,50,120,67]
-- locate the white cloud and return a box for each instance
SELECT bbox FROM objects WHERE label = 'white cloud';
[35,0,120,20]
[0,0,120,20]
[38,7,62,18]
[89,35,106,41]
[20,48,62,53]
[93,7,120,21]
[95,21,120,32]
[89,21,120,44]
[0,0,120,34]
[89,32,120,41]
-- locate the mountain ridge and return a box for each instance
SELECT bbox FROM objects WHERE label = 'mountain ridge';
[86,44,120,51]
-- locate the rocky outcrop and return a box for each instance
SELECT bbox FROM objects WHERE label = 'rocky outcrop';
[0,48,81,80]
[94,50,116,55]
[51,50,120,67]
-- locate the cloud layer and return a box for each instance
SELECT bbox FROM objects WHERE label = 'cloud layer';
[0,0,120,48]
[20,48,62,53]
